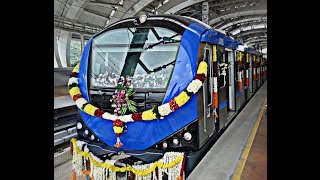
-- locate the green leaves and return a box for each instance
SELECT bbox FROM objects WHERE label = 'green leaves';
[112,77,137,115]
[126,88,134,96]
[121,106,127,115]
[127,100,137,113]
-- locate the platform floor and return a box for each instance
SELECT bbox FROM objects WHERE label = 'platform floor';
[187,82,267,180]
[239,108,267,179]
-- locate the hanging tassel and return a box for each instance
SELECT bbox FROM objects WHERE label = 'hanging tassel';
[70,141,73,155]
[177,155,186,180]
[113,119,125,148]
[114,135,123,148]
[72,170,76,180]
[213,109,218,119]
[87,158,90,171]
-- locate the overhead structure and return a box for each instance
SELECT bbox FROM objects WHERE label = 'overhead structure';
[54,0,267,67]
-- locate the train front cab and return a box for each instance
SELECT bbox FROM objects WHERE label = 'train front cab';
[72,15,266,179]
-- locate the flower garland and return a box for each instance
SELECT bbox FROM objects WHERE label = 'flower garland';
[71,138,185,180]
[213,77,218,119]
[237,71,243,93]
[69,61,207,147]
[245,69,249,88]
[110,76,137,147]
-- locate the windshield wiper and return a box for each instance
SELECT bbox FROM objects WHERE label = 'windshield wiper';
[151,60,175,73]
[144,33,181,50]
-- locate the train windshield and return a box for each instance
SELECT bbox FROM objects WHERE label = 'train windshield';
[90,27,182,90]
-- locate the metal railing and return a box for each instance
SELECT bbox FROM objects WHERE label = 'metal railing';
[54,15,104,35]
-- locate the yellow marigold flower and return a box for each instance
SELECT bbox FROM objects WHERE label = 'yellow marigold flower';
[142,109,157,120]
[69,87,81,98]
[175,91,190,107]
[213,45,217,62]
[72,63,80,73]
[196,61,207,76]
[113,126,124,134]
[83,104,98,116]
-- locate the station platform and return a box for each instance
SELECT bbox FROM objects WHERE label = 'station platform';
[54,82,267,180]
[187,82,267,180]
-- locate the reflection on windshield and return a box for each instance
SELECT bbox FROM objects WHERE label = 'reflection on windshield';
[90,27,181,89]
[94,72,171,88]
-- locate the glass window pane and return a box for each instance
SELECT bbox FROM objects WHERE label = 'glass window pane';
[90,27,181,90]
[69,39,81,67]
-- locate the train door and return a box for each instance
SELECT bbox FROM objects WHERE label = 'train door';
[225,48,236,120]
[203,45,215,137]
[197,43,215,147]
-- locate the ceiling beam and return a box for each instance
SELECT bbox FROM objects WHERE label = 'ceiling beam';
[227,21,267,32]
[234,28,267,37]
[244,35,267,42]
[209,10,267,25]
[230,23,267,35]
[84,8,108,18]
[164,0,206,14]
[216,16,267,29]
[246,38,267,44]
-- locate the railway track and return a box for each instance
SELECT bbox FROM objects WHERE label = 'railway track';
[54,105,80,152]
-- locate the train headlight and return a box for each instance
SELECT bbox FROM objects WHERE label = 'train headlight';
[90,134,95,141]
[172,137,180,146]
[183,131,193,142]
[139,15,148,24]
[84,130,89,135]
[134,14,148,25]
[162,141,168,149]
[76,122,82,129]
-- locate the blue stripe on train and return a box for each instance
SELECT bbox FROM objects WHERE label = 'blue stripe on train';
[219,100,228,110]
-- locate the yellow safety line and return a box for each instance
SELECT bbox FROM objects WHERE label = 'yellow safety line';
[232,98,267,180]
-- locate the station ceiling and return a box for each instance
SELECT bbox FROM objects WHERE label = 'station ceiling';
[54,0,267,49]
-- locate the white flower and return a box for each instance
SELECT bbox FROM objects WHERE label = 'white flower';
[187,80,202,93]
[119,115,134,122]
[75,98,88,109]
[158,103,172,116]
[190,79,203,93]
[213,77,218,92]
[68,77,78,86]
[102,113,117,121]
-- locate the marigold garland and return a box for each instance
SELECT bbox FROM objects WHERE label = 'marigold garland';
[69,62,208,147]
[68,61,208,122]
[71,138,184,177]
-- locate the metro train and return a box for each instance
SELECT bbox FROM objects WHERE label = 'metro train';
[68,14,266,179]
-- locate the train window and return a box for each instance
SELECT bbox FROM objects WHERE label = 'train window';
[90,27,181,90]
[69,39,81,67]
[217,46,226,87]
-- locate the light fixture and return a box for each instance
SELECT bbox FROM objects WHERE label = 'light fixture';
[162,141,168,149]
[183,131,193,142]
[84,130,89,135]
[134,14,148,25]
[172,137,180,146]
[139,14,148,24]
[76,122,82,129]
[90,134,95,141]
